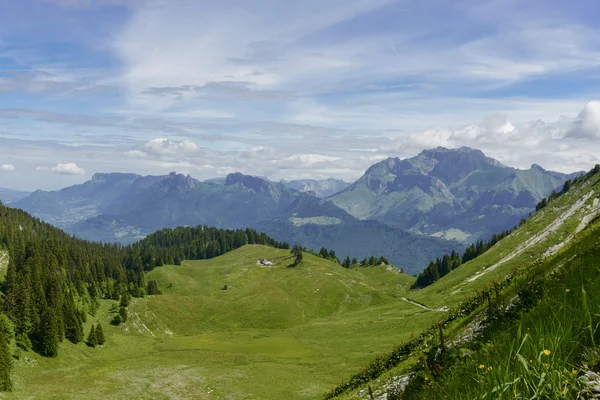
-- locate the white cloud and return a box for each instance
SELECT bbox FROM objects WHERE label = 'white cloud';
[36,163,85,175]
[142,138,199,157]
[379,100,600,173]
[285,154,341,165]
[0,164,15,172]
[566,100,600,139]
[124,150,149,158]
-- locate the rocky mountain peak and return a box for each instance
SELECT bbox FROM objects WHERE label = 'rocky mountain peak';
[164,172,196,190]
[225,173,271,192]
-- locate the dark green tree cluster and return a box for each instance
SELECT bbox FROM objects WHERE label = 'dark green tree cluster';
[304,246,393,270]
[318,247,339,263]
[290,244,304,266]
[0,203,145,364]
[130,226,290,271]
[146,280,161,295]
[0,315,13,391]
[86,323,105,347]
[413,228,513,289]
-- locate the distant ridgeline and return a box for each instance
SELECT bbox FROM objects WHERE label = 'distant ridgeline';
[411,171,591,290]
[0,203,288,391]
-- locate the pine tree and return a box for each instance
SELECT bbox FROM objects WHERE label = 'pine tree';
[342,256,351,268]
[95,323,105,345]
[290,244,303,266]
[63,299,83,344]
[37,308,59,357]
[563,179,572,193]
[86,324,98,347]
[146,280,160,295]
[118,306,128,322]
[0,314,13,391]
[119,293,130,308]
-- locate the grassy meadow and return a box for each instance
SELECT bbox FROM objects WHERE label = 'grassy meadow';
[7,246,444,399]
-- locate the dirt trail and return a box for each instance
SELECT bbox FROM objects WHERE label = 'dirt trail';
[326,269,379,291]
[401,297,433,311]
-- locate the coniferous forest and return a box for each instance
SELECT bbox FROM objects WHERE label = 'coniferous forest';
[0,201,289,389]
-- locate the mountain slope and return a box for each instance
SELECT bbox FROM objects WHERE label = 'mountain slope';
[11,172,164,229]
[70,172,299,243]
[255,193,462,274]
[0,187,30,204]
[330,147,581,242]
[282,178,348,198]
[328,165,600,400]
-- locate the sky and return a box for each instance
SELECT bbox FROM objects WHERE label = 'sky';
[1,0,600,191]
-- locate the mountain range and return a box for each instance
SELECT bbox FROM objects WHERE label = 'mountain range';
[0,187,30,204]
[9,147,580,273]
[329,147,581,241]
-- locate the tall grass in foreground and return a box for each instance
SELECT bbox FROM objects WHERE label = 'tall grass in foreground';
[408,224,600,399]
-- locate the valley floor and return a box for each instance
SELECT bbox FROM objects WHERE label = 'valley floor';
[7,246,441,399]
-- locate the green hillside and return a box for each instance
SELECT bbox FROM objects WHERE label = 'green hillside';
[329,166,600,399]
[6,246,441,399]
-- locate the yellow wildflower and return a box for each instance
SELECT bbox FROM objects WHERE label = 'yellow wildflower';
[565,289,570,292]
[529,359,533,363]
[543,363,549,368]
[488,366,493,371]
[479,364,485,369]
[572,369,579,375]
[543,349,551,356]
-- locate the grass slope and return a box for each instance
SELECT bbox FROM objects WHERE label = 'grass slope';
[411,174,600,309]
[8,246,443,399]
[330,170,600,399]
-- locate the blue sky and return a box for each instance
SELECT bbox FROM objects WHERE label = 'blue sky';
[0,0,599,190]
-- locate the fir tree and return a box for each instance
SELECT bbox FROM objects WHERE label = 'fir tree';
[0,314,13,391]
[342,256,351,268]
[146,280,160,295]
[290,244,303,266]
[37,308,59,357]
[118,307,128,323]
[63,299,83,344]
[95,323,105,345]
[86,324,98,347]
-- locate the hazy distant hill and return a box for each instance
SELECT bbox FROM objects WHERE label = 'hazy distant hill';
[281,178,348,198]
[11,172,164,229]
[0,187,30,204]
[71,172,298,243]
[254,193,460,274]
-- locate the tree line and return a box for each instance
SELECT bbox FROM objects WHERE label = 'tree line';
[300,246,394,270]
